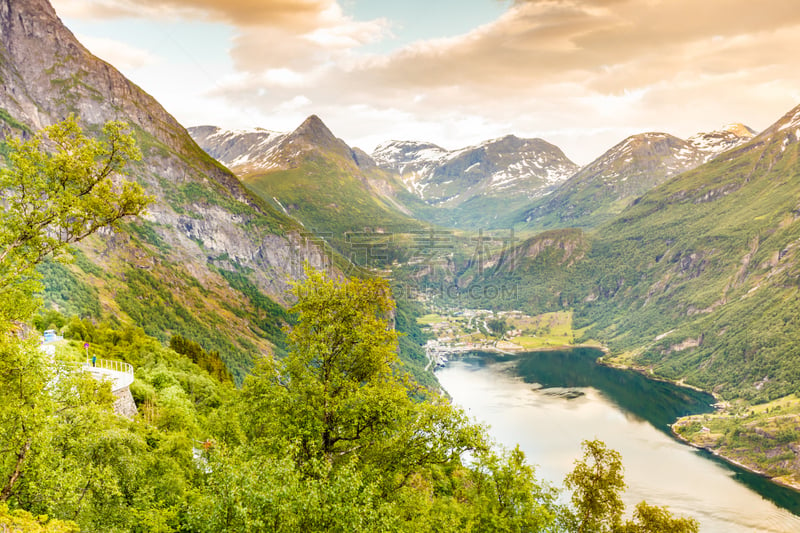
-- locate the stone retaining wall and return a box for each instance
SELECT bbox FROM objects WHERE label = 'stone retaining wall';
[113,385,138,418]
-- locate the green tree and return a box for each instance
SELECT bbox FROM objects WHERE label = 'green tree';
[463,446,558,532]
[562,440,698,533]
[0,116,150,519]
[279,266,402,465]
[617,502,699,533]
[0,502,78,532]
[487,317,508,339]
[564,439,626,533]
[0,115,150,322]
[0,334,55,502]
[236,268,485,473]
[200,268,563,531]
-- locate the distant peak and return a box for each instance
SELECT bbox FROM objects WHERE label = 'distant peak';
[297,114,328,131]
[691,123,756,140]
[482,134,524,148]
[290,114,337,144]
[377,140,445,150]
[721,123,756,137]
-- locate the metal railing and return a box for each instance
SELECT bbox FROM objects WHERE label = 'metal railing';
[86,358,134,376]
[52,358,135,391]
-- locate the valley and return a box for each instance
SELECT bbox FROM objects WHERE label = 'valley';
[2,0,800,530]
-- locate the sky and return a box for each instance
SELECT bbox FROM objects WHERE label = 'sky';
[50,0,800,165]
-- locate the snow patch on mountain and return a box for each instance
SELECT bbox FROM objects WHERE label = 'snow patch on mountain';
[372,136,578,205]
[189,125,289,175]
[688,123,756,162]
[778,109,800,132]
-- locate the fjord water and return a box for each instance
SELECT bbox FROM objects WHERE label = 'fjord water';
[437,348,800,532]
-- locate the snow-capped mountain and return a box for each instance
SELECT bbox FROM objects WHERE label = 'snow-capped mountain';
[189,115,363,177]
[188,125,288,176]
[189,116,427,243]
[518,124,755,229]
[688,123,756,162]
[371,141,449,197]
[372,135,578,207]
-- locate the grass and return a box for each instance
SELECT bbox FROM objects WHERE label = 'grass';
[514,335,571,349]
[242,152,426,263]
[418,309,579,351]
[674,394,800,487]
[416,313,443,325]
[506,311,575,348]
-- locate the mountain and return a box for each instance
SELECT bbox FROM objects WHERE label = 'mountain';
[372,135,578,228]
[471,105,800,401]
[190,117,428,262]
[373,135,578,205]
[517,125,755,230]
[688,123,757,161]
[574,105,800,401]
[189,115,363,178]
[187,125,287,176]
[0,0,333,379]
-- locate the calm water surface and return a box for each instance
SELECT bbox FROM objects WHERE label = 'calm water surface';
[436,348,800,533]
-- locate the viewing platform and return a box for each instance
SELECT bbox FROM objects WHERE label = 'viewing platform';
[48,351,138,418]
[81,358,135,392]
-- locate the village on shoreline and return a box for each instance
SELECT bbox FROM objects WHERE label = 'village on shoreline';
[417,307,586,370]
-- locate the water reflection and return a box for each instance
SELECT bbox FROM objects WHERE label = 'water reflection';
[437,350,800,533]
[482,347,715,431]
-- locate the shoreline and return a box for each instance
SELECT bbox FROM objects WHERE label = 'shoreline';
[592,356,800,496]
[671,427,800,494]
[449,345,800,497]
[435,342,605,356]
[596,357,718,398]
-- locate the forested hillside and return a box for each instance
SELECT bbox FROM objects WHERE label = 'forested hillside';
[574,106,800,400]
[0,117,695,529]
[2,0,800,528]
[0,0,341,380]
[460,104,800,403]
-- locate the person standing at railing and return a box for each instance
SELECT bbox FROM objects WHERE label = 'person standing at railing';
[91,355,96,367]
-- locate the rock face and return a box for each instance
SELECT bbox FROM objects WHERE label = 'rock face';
[113,386,138,418]
[0,0,332,372]
[187,125,288,176]
[0,0,181,140]
[0,0,329,297]
[372,135,578,207]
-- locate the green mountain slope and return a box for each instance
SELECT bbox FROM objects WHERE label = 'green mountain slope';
[0,0,336,379]
[192,116,430,265]
[575,106,800,400]
[516,126,754,231]
[452,105,800,402]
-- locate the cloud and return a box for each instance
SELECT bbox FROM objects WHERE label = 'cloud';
[54,0,800,163]
[275,95,312,112]
[53,0,375,31]
[75,34,162,70]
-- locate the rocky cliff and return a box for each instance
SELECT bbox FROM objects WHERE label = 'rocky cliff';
[0,0,333,376]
